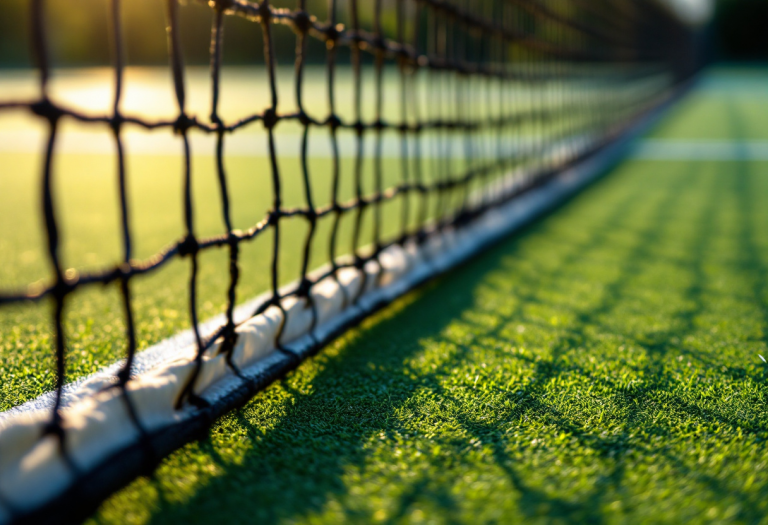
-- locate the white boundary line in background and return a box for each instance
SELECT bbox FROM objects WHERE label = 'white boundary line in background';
[4,131,768,161]
[634,139,768,160]
[0,85,688,523]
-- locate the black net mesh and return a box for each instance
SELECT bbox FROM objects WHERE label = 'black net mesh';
[0,0,700,520]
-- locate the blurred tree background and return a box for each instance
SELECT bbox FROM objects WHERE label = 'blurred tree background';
[0,0,397,68]
[0,0,764,68]
[715,0,768,60]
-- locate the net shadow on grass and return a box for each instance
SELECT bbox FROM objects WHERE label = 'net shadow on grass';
[405,160,768,522]
[442,167,765,523]
[127,173,639,524]
[385,162,713,523]
[114,158,768,524]
[732,99,768,370]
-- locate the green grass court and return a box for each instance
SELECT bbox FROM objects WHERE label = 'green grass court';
[3,67,768,522]
[0,65,639,410]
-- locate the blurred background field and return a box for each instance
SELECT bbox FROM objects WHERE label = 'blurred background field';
[0,0,677,410]
[0,0,762,409]
[0,0,759,68]
[3,1,768,522]
[91,67,768,524]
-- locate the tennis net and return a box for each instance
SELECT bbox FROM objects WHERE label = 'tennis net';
[0,0,702,522]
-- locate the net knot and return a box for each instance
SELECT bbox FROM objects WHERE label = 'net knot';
[349,29,363,45]
[117,262,132,279]
[262,107,278,130]
[224,320,238,338]
[325,23,341,44]
[297,278,313,297]
[178,235,199,257]
[397,46,411,61]
[53,272,76,299]
[174,114,194,134]
[30,98,62,122]
[209,0,234,12]
[353,120,365,136]
[227,231,240,247]
[267,209,281,225]
[373,119,386,131]
[397,123,409,134]
[217,322,239,359]
[292,10,312,35]
[268,295,282,308]
[109,114,124,134]
[258,1,272,23]
[372,36,386,52]
[327,115,341,131]
[297,111,311,126]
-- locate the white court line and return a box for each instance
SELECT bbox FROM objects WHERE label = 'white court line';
[3,130,768,161]
[0,83,691,519]
[0,135,596,423]
[0,133,618,516]
[632,139,768,161]
[0,130,528,158]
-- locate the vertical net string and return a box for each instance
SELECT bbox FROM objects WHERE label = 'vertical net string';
[410,1,428,245]
[372,0,384,263]
[0,3,701,518]
[348,0,367,302]
[324,0,348,309]
[294,0,320,340]
[457,0,472,221]
[396,0,411,243]
[107,0,155,465]
[31,0,79,474]
[258,0,292,356]
[110,0,138,388]
[210,2,243,375]
[166,0,208,409]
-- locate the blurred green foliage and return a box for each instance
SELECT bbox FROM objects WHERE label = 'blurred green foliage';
[0,1,763,72]
[0,0,729,69]
[0,0,383,68]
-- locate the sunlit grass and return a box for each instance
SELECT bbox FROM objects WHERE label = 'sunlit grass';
[82,68,768,524]
[93,138,768,524]
[3,66,768,523]
[0,64,645,410]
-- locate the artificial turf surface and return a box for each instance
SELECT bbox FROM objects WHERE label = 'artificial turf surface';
[77,68,768,523]
[0,65,614,410]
